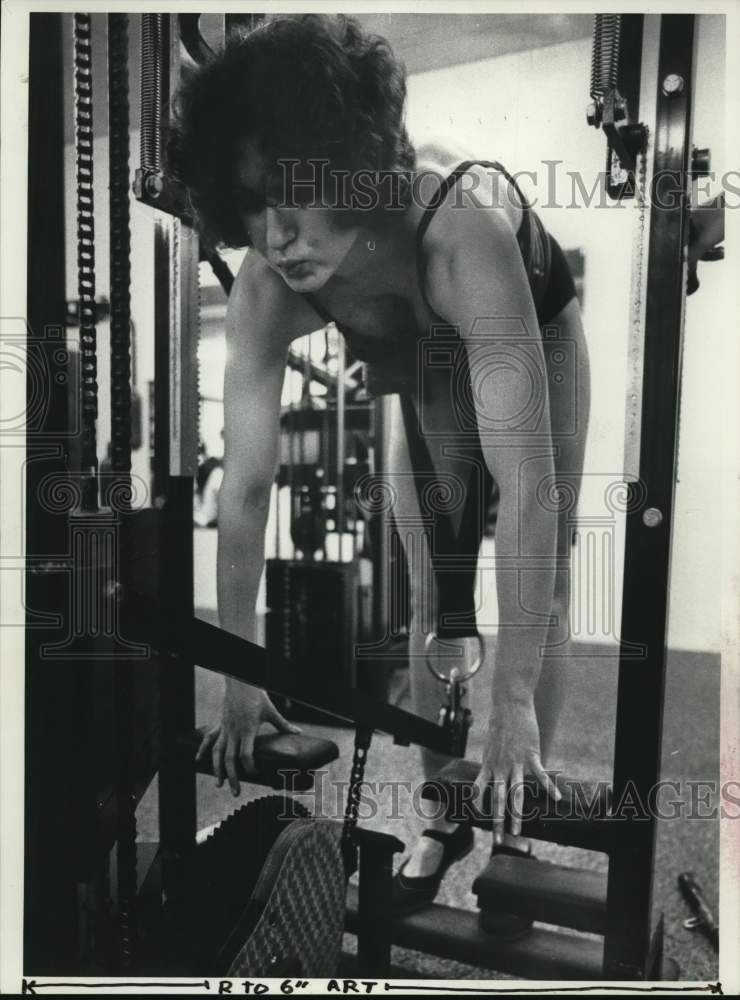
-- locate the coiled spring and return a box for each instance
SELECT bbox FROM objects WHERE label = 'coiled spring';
[590,14,622,100]
[140,14,165,171]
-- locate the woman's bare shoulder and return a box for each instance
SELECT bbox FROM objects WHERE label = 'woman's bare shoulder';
[412,142,523,244]
[227,250,323,353]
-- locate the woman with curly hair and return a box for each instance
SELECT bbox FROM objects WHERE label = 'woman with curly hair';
[173,13,591,914]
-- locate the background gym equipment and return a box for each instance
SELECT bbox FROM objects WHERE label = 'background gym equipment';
[22,9,716,983]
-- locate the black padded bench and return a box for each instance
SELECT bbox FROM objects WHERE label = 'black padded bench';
[193,727,339,790]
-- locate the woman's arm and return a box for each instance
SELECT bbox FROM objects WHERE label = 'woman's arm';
[217,264,287,644]
[423,197,561,839]
[198,256,302,794]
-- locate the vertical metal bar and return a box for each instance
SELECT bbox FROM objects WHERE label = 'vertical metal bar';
[25,12,76,972]
[604,13,695,979]
[108,12,137,969]
[618,15,645,124]
[336,329,346,552]
[168,216,200,478]
[356,838,394,976]
[371,396,391,641]
[157,478,196,963]
[167,15,199,482]
[622,16,661,485]
[152,217,171,502]
[142,15,197,961]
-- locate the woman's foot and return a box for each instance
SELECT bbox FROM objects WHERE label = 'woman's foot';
[403,823,530,878]
[391,820,474,914]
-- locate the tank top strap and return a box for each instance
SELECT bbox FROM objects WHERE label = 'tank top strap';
[415,159,535,308]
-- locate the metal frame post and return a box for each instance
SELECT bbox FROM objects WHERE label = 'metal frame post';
[604,13,696,978]
[24,13,84,973]
[150,15,199,959]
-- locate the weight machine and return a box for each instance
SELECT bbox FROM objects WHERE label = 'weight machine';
[23,10,711,982]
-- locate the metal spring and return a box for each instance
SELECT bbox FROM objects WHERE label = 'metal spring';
[590,14,622,100]
[140,14,164,171]
[108,14,133,487]
[74,13,99,511]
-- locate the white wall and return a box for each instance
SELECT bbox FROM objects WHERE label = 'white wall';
[406,18,725,653]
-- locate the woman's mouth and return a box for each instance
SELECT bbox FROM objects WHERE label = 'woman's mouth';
[279,259,311,278]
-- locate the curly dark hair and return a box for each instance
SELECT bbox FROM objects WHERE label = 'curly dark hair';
[167,14,416,248]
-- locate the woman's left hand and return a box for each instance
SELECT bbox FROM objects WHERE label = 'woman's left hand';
[473,688,561,845]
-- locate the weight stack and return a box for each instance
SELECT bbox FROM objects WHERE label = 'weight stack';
[265,559,358,725]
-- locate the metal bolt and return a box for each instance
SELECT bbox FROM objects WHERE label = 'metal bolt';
[153,495,167,510]
[586,101,599,127]
[643,507,663,528]
[145,173,164,199]
[662,74,684,97]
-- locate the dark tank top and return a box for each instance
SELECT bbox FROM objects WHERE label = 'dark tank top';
[303,159,557,398]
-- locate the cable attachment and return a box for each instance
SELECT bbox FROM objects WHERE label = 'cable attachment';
[425,633,483,758]
[587,14,647,199]
[438,671,472,759]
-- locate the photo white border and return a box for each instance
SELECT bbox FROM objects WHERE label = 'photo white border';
[1,0,738,994]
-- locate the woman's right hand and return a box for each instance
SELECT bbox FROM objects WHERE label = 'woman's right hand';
[196,683,302,796]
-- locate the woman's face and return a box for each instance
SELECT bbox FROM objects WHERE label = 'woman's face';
[235,138,359,291]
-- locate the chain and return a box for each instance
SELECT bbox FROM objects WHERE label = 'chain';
[341,726,373,876]
[108,14,133,489]
[74,13,99,512]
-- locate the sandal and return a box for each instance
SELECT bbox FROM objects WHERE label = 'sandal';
[391,823,474,915]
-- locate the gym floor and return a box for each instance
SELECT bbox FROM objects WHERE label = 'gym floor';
[137,622,720,982]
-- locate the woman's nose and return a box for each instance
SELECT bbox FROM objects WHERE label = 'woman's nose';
[265,206,297,253]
